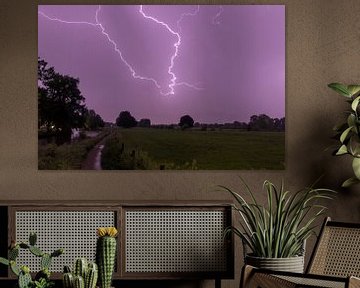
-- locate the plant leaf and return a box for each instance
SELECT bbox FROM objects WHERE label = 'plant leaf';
[342,177,360,188]
[352,157,360,179]
[347,114,356,128]
[351,96,360,111]
[347,85,360,97]
[340,127,353,143]
[336,145,348,155]
[0,257,9,266]
[328,83,350,97]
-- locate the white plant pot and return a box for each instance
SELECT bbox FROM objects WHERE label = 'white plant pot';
[245,254,305,273]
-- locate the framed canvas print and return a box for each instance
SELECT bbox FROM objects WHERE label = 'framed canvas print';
[38,4,285,170]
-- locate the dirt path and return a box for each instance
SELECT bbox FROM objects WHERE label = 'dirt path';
[81,137,108,170]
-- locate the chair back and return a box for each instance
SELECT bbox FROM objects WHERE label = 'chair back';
[307,217,360,277]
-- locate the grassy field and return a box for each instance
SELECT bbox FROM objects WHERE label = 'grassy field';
[112,128,285,170]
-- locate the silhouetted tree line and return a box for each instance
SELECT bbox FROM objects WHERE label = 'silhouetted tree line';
[115,111,285,132]
[38,58,105,144]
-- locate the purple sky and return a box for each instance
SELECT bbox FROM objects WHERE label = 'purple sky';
[38,5,285,124]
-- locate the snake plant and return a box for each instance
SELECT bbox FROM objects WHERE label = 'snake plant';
[328,83,360,187]
[221,179,335,258]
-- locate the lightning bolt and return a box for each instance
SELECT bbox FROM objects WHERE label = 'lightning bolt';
[38,6,162,91]
[212,5,224,25]
[94,6,162,90]
[139,5,202,95]
[176,5,200,32]
[38,5,203,96]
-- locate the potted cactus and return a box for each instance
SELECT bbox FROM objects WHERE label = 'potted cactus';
[62,258,98,288]
[96,227,118,288]
[0,232,63,288]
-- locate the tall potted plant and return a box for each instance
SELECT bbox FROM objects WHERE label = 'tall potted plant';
[221,179,334,273]
[328,83,360,187]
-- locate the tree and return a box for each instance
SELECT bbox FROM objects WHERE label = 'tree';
[116,111,137,128]
[273,117,285,131]
[38,58,86,144]
[84,109,105,130]
[179,115,194,129]
[248,114,275,131]
[138,118,151,128]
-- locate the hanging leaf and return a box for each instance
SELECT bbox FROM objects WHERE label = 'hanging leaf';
[342,177,360,188]
[352,157,360,179]
[351,96,360,111]
[340,127,353,143]
[347,85,360,97]
[328,83,350,97]
[336,145,348,155]
[347,114,356,128]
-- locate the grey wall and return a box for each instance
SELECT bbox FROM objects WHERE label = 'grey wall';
[1,0,360,287]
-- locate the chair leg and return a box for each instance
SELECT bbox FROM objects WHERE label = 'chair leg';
[240,265,255,288]
[215,278,221,288]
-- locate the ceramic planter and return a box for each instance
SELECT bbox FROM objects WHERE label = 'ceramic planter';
[245,254,304,273]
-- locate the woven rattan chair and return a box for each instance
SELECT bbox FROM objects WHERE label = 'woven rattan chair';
[241,217,360,288]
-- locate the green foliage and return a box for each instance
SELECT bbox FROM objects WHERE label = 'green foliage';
[221,179,335,258]
[328,83,360,187]
[0,257,9,266]
[38,130,109,169]
[101,133,157,170]
[84,109,105,131]
[32,278,54,288]
[0,232,63,288]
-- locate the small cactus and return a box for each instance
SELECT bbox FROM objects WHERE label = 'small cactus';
[74,258,88,279]
[63,272,74,288]
[96,227,118,288]
[85,263,98,288]
[18,269,32,288]
[9,246,19,260]
[41,253,52,270]
[0,232,63,288]
[63,259,98,288]
[29,245,44,257]
[29,232,37,246]
[51,248,64,257]
[74,275,85,288]
[0,257,9,266]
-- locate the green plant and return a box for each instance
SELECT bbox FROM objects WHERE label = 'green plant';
[221,179,334,258]
[0,232,63,288]
[62,259,98,288]
[96,227,118,288]
[328,83,360,187]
